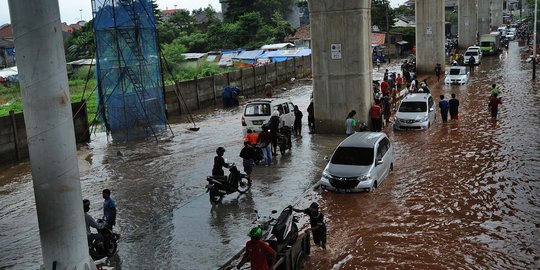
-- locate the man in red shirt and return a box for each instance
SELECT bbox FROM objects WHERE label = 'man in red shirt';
[380,78,390,96]
[370,100,383,132]
[237,227,276,270]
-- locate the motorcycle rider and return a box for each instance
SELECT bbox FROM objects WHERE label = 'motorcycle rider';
[83,199,105,257]
[292,202,327,249]
[237,227,276,270]
[212,147,232,182]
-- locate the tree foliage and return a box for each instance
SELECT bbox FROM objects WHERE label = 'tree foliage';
[371,0,395,32]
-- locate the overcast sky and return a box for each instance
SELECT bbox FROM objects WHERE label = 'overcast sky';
[0,0,405,26]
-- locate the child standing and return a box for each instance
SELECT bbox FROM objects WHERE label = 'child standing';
[239,141,256,181]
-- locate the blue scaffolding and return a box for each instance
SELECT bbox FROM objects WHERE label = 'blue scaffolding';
[91,0,166,141]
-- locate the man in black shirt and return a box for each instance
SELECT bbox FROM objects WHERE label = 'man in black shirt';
[449,93,460,120]
[292,202,327,249]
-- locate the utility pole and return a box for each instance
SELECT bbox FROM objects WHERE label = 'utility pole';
[7,0,95,269]
[80,9,83,21]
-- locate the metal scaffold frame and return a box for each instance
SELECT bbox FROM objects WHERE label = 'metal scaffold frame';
[91,0,167,141]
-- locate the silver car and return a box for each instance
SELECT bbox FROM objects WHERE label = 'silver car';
[319,132,394,192]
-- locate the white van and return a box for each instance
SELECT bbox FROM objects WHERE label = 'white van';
[464,48,481,65]
[241,99,295,135]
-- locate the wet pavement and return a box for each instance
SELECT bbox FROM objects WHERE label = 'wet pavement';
[1,41,539,269]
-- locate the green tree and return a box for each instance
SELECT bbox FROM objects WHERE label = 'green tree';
[371,0,395,32]
[225,0,295,24]
[64,20,95,62]
[168,9,196,33]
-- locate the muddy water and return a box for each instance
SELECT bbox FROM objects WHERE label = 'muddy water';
[1,42,538,269]
[305,42,540,269]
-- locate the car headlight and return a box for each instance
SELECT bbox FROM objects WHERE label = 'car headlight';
[422,115,429,122]
[322,171,331,179]
[357,175,370,182]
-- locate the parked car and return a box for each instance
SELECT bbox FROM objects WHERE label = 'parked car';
[393,93,436,130]
[444,66,469,85]
[242,99,295,135]
[464,48,482,65]
[319,132,394,192]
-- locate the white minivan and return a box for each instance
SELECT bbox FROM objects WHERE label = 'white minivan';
[464,47,482,65]
[393,93,436,130]
[319,132,394,192]
[241,99,295,135]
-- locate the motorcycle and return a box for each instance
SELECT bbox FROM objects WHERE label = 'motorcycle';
[277,126,292,155]
[88,220,120,261]
[206,163,251,203]
[254,205,299,253]
[253,144,265,165]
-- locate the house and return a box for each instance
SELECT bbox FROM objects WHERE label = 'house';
[66,59,95,75]
[257,48,311,64]
[285,24,311,48]
[0,24,13,39]
[394,16,416,28]
[162,8,181,20]
[232,50,264,67]
[180,53,207,69]
[0,38,15,69]
[218,50,243,67]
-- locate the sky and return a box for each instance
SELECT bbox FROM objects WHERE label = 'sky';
[0,0,405,26]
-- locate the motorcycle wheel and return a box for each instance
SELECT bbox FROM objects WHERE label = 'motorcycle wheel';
[105,237,118,257]
[209,187,223,203]
[237,176,251,193]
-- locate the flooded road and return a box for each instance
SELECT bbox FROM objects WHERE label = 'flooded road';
[305,41,540,269]
[1,40,538,269]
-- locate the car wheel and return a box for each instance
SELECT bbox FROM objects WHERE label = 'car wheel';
[390,163,394,171]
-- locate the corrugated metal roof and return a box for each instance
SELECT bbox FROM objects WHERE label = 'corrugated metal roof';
[0,66,18,78]
[260,43,295,50]
[181,53,207,60]
[233,50,264,60]
[259,49,311,58]
[67,59,95,65]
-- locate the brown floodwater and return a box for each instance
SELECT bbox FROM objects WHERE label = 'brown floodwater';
[0,42,538,270]
[304,42,540,269]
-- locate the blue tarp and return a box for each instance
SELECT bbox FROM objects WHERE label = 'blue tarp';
[258,49,311,62]
[232,50,265,65]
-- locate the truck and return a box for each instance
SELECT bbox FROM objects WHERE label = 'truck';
[480,32,501,55]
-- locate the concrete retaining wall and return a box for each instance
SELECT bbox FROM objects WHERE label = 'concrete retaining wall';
[0,101,90,166]
[164,56,312,115]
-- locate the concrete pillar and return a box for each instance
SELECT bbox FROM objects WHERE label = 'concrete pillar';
[459,0,478,49]
[490,0,504,30]
[415,0,445,74]
[7,1,95,270]
[308,0,372,134]
[478,0,491,35]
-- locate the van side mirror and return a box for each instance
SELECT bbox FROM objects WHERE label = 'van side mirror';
[324,156,329,161]
[376,158,383,165]
[429,108,434,112]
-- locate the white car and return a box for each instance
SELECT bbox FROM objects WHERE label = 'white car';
[393,93,436,130]
[319,132,394,192]
[464,48,481,65]
[241,99,295,135]
[444,66,469,85]
[506,31,516,40]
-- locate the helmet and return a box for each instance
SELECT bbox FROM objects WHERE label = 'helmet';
[248,227,263,238]
[216,147,225,155]
[309,202,319,210]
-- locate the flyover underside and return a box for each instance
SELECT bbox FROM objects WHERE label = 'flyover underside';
[478,0,491,35]
[309,0,372,134]
[490,0,503,31]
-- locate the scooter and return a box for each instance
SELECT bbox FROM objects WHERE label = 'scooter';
[255,205,299,253]
[89,220,120,261]
[206,163,251,203]
[277,126,292,155]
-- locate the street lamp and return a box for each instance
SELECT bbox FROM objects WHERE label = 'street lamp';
[79,9,83,21]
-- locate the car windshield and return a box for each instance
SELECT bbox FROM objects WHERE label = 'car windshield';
[465,51,477,56]
[449,68,463,75]
[398,101,427,112]
[245,103,271,116]
[480,42,491,47]
[331,147,374,166]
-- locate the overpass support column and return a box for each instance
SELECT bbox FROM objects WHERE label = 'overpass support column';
[7,0,95,269]
[478,0,491,35]
[459,0,478,49]
[308,0,372,134]
[415,0,445,74]
[490,0,504,31]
